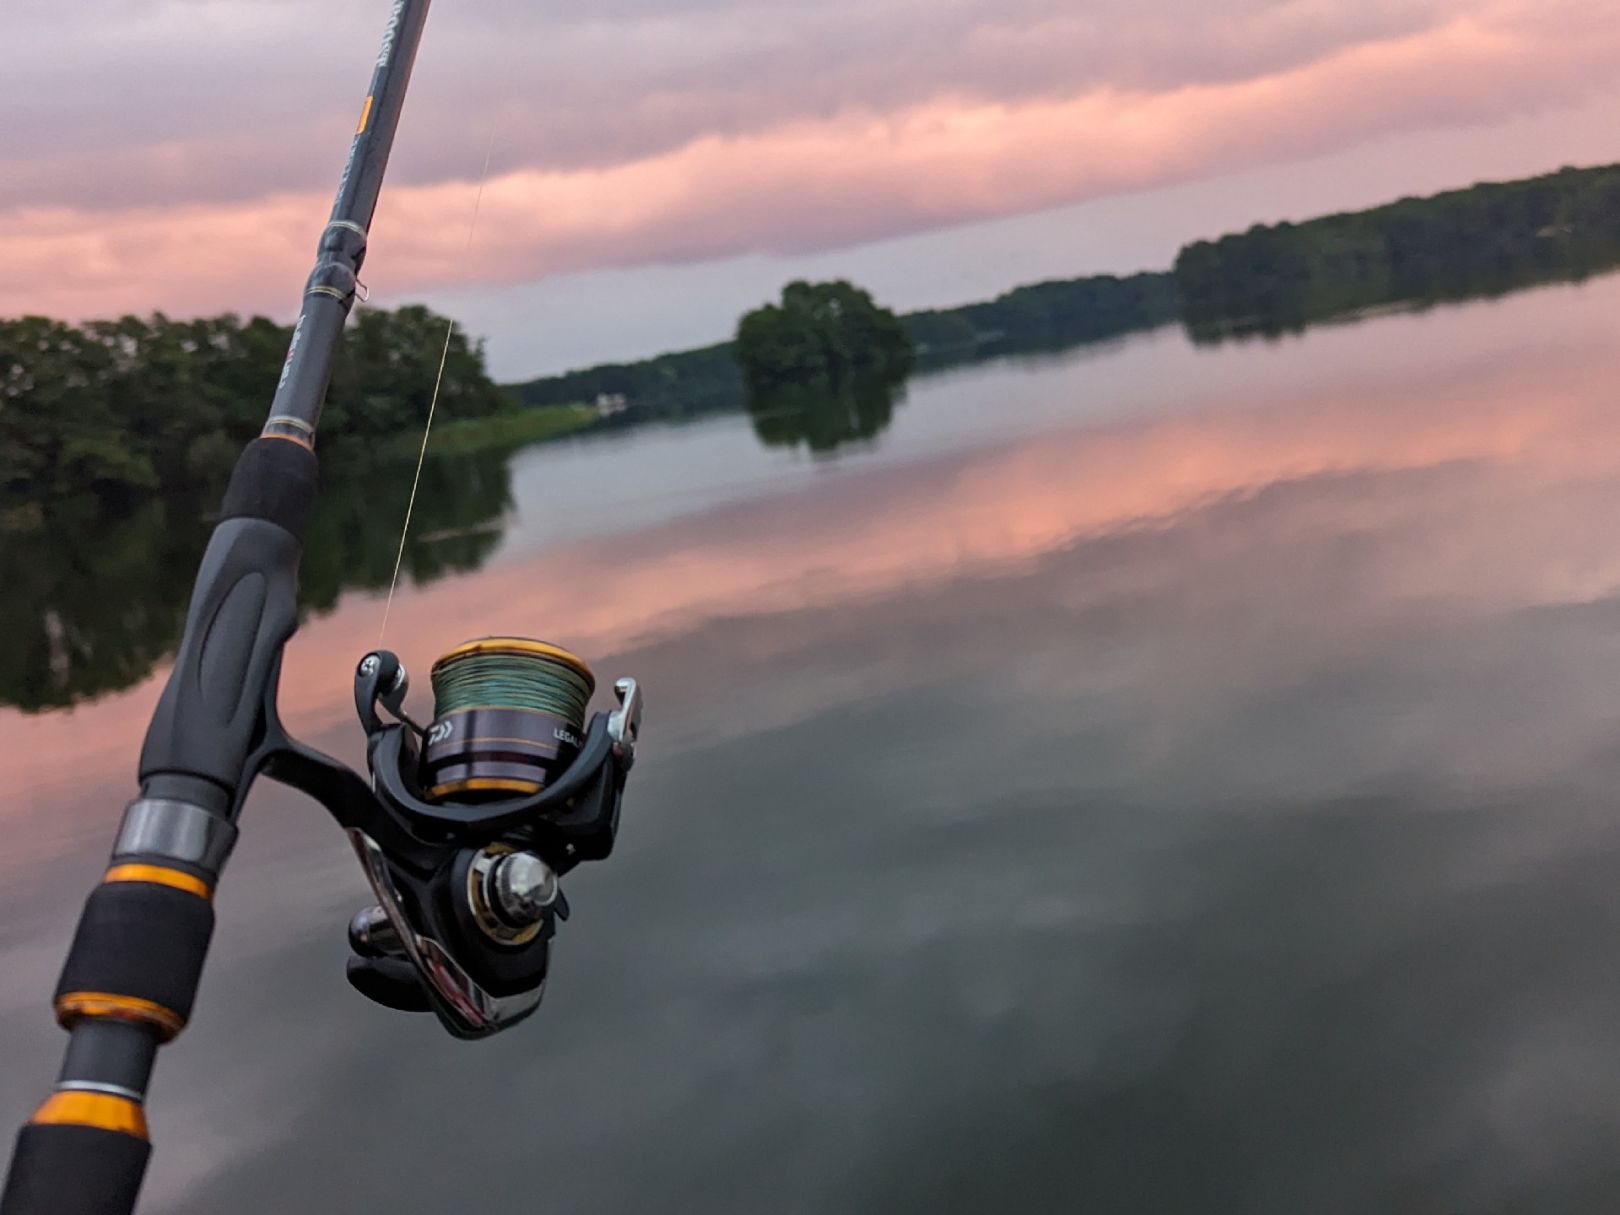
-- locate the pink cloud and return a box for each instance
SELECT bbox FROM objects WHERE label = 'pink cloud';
[1,1,1615,319]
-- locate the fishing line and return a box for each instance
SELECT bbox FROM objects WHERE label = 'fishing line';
[379,124,499,643]
[431,648,594,722]
[421,637,597,801]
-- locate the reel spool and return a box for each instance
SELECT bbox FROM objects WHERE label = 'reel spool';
[421,637,595,802]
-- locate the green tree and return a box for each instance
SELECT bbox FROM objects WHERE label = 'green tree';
[326,304,511,442]
[0,316,158,498]
[1,304,511,505]
[734,280,913,393]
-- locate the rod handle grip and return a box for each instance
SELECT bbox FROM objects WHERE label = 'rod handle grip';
[1,1124,150,1215]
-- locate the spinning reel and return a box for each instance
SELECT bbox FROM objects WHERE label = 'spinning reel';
[269,637,642,1039]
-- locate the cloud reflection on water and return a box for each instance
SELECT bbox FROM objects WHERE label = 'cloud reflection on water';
[11,298,1620,810]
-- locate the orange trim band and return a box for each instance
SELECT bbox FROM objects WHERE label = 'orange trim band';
[103,863,212,900]
[32,1092,148,1140]
[259,431,314,451]
[357,94,375,134]
[427,776,543,799]
[56,992,186,1042]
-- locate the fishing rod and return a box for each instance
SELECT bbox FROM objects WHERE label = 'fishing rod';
[1,4,642,1212]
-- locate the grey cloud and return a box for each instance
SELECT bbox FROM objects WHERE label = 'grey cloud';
[2,0,1460,210]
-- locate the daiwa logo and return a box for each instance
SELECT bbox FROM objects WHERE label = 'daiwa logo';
[377,0,407,68]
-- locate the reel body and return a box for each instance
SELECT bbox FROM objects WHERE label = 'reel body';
[264,638,642,1039]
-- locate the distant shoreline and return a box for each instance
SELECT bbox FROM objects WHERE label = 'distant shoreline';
[506,160,1620,434]
[7,162,1620,507]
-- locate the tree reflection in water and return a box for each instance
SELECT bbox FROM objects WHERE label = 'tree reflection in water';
[1,446,513,712]
[745,376,905,456]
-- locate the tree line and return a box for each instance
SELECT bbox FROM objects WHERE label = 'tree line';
[10,161,1620,507]
[1,305,509,506]
[1174,163,1620,339]
[510,161,1620,419]
[902,271,1178,362]
[507,271,1182,424]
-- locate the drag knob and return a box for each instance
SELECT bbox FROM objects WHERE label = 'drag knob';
[468,847,568,944]
[489,852,558,927]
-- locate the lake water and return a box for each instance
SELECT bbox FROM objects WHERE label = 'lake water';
[8,275,1620,1213]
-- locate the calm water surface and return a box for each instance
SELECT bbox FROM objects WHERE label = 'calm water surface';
[8,277,1620,1213]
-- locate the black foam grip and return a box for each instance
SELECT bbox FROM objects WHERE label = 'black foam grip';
[55,884,215,1027]
[1,1124,151,1215]
[136,515,301,789]
[220,437,318,540]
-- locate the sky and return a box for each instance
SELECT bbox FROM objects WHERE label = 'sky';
[5,0,1619,379]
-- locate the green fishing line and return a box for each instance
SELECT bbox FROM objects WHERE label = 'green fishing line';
[430,647,593,727]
